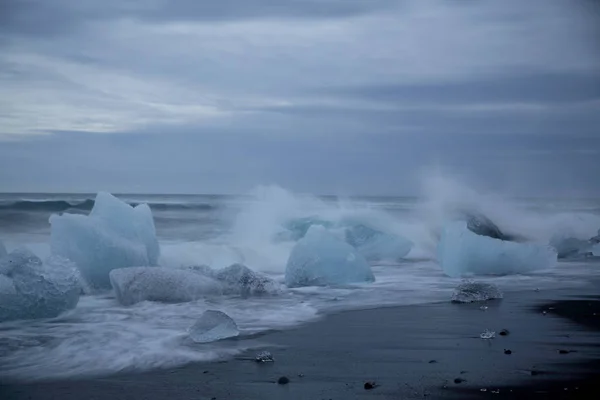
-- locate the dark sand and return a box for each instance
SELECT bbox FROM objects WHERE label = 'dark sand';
[1,287,600,400]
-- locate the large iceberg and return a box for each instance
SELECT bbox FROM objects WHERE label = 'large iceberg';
[345,224,412,261]
[187,264,280,296]
[188,310,239,343]
[109,267,223,306]
[0,248,80,322]
[50,192,160,289]
[438,221,556,278]
[285,225,375,287]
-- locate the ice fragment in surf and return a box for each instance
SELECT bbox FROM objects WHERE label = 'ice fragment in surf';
[438,221,556,278]
[451,281,503,303]
[480,329,495,339]
[109,267,223,306]
[549,234,592,259]
[345,224,412,261]
[50,192,160,289]
[255,351,274,362]
[285,225,374,287]
[188,310,239,343]
[0,249,80,322]
[188,264,280,296]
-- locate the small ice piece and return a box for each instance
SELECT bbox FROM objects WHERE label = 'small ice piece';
[438,221,556,278]
[480,329,495,339]
[283,216,334,241]
[188,310,239,343]
[0,240,7,259]
[0,249,80,322]
[109,267,223,306]
[451,281,503,303]
[285,225,375,288]
[255,350,274,362]
[50,192,160,289]
[480,306,489,311]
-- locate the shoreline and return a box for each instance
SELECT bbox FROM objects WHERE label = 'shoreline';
[1,286,600,399]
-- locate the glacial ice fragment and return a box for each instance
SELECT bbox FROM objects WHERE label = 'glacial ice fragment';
[345,224,412,261]
[451,281,503,303]
[438,221,556,278]
[0,249,80,322]
[109,267,223,306]
[50,192,160,289]
[593,243,600,257]
[549,234,592,259]
[188,310,239,343]
[255,350,274,362]
[285,225,374,287]
[480,329,495,339]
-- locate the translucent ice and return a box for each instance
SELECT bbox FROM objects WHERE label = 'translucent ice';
[345,224,412,261]
[0,249,80,322]
[451,281,503,303]
[283,216,334,241]
[438,221,556,278]
[188,310,239,343]
[190,264,280,296]
[255,350,274,362]
[593,243,600,257]
[285,225,375,287]
[109,267,223,306]
[50,192,160,289]
[480,329,495,339]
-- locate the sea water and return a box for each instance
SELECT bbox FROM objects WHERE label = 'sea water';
[1,178,600,381]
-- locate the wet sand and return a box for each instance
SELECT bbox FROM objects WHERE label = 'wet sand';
[1,286,599,399]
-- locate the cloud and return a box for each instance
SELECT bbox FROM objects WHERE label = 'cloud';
[0,0,599,194]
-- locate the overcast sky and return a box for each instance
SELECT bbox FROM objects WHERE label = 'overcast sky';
[1,0,599,195]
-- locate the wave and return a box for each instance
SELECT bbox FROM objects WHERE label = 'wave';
[0,199,216,213]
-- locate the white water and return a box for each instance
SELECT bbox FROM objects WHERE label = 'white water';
[1,175,600,381]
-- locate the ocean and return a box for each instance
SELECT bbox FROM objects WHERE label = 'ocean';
[1,181,600,381]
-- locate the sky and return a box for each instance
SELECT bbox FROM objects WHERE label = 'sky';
[1,0,599,196]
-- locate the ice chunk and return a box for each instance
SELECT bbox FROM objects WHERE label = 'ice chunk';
[109,267,223,306]
[0,240,7,259]
[255,350,274,362]
[188,310,239,343]
[345,224,412,261]
[188,264,280,296]
[593,243,600,257]
[50,192,160,289]
[285,225,374,287]
[451,281,503,303]
[438,221,556,278]
[0,249,80,322]
[480,329,495,339]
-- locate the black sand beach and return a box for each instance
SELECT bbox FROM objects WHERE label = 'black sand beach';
[1,287,599,400]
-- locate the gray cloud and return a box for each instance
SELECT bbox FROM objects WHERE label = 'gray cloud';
[0,0,398,38]
[1,0,599,194]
